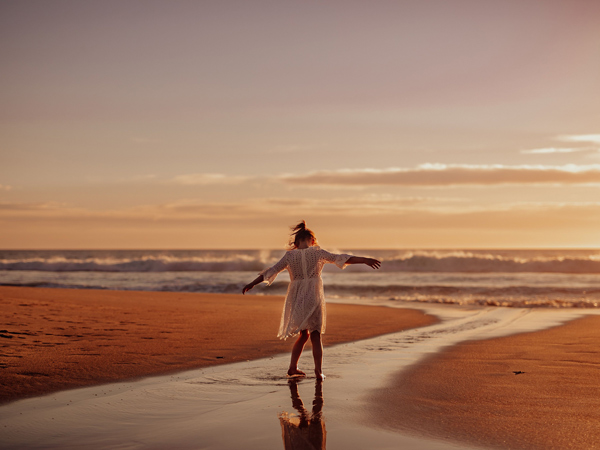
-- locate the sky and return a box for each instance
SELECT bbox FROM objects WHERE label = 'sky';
[1,0,600,249]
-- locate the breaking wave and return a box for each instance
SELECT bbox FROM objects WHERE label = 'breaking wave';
[1,250,600,273]
[0,254,271,273]
[377,251,600,273]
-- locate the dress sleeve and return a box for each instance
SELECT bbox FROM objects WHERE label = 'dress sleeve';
[259,253,288,286]
[319,249,352,270]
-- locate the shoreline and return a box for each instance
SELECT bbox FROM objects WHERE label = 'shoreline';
[0,286,437,404]
[369,313,600,449]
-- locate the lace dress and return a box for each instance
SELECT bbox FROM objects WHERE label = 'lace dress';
[260,246,351,340]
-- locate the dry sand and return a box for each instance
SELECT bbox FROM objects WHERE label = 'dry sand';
[0,286,437,404]
[370,314,600,450]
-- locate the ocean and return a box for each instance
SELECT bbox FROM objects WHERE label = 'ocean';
[1,249,599,308]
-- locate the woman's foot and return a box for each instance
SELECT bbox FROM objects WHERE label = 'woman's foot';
[287,368,306,377]
[315,371,326,381]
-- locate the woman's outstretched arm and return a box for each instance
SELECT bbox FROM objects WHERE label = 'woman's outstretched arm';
[345,256,381,269]
[242,274,264,294]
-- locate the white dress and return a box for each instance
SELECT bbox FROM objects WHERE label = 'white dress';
[260,246,351,340]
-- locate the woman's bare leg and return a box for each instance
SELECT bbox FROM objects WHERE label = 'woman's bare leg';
[288,330,309,376]
[310,331,325,380]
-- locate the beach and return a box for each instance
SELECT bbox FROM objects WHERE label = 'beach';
[0,286,436,404]
[370,314,600,449]
[1,286,600,449]
[4,0,600,447]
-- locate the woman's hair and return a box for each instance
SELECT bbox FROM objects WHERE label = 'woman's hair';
[288,220,318,249]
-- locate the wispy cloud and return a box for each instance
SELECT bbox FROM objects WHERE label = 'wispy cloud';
[0,184,12,191]
[520,134,600,155]
[282,164,600,187]
[558,134,600,145]
[520,147,588,154]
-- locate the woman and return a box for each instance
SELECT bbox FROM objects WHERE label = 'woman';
[243,221,380,380]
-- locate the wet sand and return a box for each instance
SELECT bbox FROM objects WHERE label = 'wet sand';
[0,286,437,404]
[1,304,590,449]
[371,314,600,450]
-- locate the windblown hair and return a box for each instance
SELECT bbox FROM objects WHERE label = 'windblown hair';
[288,220,318,250]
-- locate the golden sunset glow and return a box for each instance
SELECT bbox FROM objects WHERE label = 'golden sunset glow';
[1,1,600,249]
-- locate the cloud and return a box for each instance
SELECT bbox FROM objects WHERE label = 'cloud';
[520,148,588,154]
[282,164,600,187]
[558,134,600,145]
[0,184,12,191]
[520,134,600,155]
[169,163,600,189]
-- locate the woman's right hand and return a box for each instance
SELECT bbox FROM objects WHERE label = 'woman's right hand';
[242,275,264,295]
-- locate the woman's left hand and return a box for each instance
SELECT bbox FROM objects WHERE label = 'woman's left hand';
[365,258,381,269]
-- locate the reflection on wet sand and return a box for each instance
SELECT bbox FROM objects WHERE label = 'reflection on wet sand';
[279,380,326,450]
